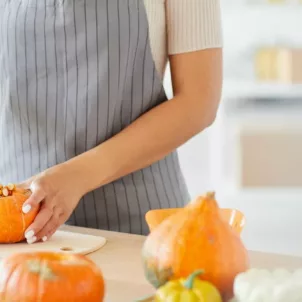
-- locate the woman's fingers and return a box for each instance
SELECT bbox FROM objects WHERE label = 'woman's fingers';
[22,183,45,214]
[25,206,53,243]
[18,166,81,245]
[41,228,57,243]
[34,211,63,242]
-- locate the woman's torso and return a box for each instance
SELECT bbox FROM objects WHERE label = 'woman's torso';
[0,0,189,235]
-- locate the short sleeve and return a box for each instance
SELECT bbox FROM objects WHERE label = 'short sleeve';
[166,0,223,55]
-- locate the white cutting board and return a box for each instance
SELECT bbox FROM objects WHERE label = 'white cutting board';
[0,231,107,258]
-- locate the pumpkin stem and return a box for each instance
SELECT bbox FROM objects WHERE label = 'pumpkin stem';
[183,270,204,290]
[205,191,215,199]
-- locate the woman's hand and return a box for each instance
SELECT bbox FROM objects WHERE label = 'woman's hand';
[20,164,85,244]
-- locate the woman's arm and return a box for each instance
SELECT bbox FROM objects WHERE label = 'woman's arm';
[68,48,222,195]
[21,48,222,243]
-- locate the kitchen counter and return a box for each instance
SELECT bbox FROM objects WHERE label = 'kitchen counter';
[62,225,302,302]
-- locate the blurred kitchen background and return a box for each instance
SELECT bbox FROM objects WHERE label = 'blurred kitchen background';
[164,0,302,257]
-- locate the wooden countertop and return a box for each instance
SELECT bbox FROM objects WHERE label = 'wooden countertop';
[62,225,302,302]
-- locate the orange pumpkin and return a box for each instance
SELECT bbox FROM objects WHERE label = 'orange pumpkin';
[142,192,250,301]
[145,208,246,234]
[0,252,105,302]
[0,187,39,243]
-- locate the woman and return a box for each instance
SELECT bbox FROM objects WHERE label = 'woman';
[0,0,222,243]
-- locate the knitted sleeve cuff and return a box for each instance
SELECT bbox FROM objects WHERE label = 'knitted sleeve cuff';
[166,0,223,55]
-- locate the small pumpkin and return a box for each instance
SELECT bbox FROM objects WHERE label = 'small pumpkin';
[142,192,250,300]
[137,270,222,302]
[0,186,39,243]
[0,251,105,301]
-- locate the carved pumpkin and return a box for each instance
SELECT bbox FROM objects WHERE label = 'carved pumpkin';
[0,252,105,302]
[0,187,39,243]
[142,192,250,301]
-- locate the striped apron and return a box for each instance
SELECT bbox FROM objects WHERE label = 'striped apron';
[0,0,190,235]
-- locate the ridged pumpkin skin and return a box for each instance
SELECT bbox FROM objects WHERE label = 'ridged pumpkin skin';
[142,192,250,301]
[0,252,105,302]
[0,188,39,243]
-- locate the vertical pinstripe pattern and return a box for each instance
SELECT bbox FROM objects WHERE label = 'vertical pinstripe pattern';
[0,0,190,235]
[0,3,8,180]
[15,2,26,179]
[6,0,18,181]
[23,1,32,176]
[33,1,41,173]
[43,0,49,168]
